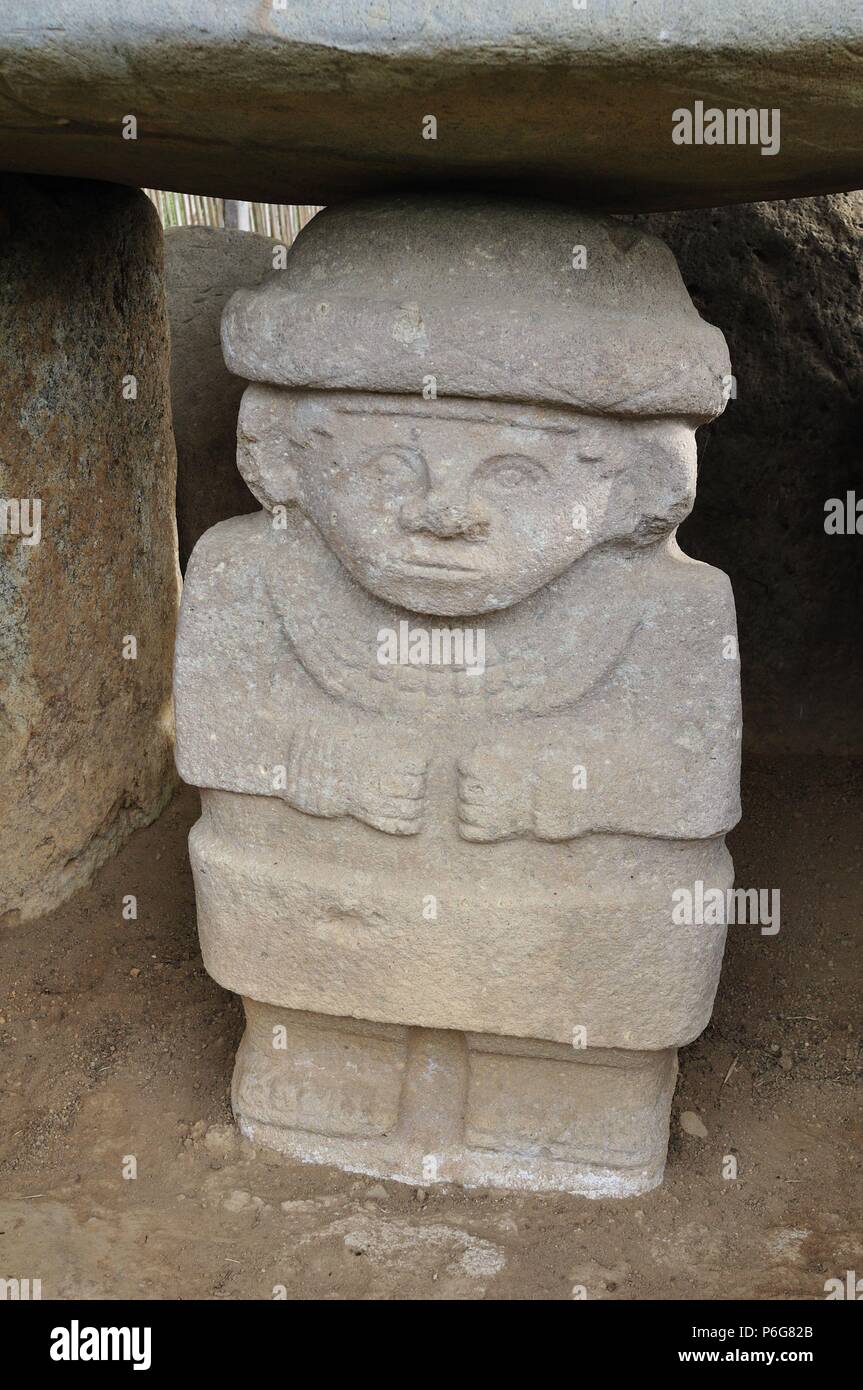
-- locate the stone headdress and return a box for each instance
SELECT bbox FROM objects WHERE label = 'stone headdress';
[222,195,730,423]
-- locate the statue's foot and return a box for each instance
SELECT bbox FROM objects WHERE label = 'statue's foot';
[232,999,677,1197]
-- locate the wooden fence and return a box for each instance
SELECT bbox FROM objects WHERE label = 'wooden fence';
[144,190,320,244]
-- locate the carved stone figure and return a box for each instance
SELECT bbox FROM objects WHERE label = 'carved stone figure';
[174,196,741,1195]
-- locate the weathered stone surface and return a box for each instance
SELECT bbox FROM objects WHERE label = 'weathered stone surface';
[174,196,741,1195]
[630,192,863,754]
[182,194,863,757]
[233,1003,678,1195]
[165,226,278,568]
[222,197,730,417]
[0,176,179,922]
[0,3,862,210]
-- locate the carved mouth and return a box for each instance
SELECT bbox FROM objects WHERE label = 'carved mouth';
[399,557,478,575]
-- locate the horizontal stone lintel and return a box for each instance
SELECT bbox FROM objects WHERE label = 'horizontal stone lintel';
[0,2,861,208]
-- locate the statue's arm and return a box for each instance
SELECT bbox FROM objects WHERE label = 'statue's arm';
[458,719,740,843]
[175,521,429,835]
[458,565,741,843]
[279,709,428,836]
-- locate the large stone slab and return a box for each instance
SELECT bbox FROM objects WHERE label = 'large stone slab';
[165,226,278,567]
[0,176,179,922]
[0,2,861,210]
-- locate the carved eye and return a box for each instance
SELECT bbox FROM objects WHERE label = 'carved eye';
[360,447,423,487]
[479,455,547,491]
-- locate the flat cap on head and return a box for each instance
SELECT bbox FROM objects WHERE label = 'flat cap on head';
[222,195,731,423]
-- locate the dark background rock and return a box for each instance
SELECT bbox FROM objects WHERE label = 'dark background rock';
[165,226,277,566]
[0,176,179,921]
[628,193,863,754]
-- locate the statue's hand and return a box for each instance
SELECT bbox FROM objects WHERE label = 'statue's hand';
[346,745,429,836]
[458,739,592,842]
[284,722,428,835]
[456,741,531,842]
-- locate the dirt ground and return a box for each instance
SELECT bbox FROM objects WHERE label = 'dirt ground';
[1,756,859,1301]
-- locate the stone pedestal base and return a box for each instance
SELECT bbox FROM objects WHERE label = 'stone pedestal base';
[232,1000,677,1198]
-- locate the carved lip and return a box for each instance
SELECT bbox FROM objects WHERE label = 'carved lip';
[398,556,478,575]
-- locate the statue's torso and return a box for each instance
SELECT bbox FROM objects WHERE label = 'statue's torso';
[175,511,740,1047]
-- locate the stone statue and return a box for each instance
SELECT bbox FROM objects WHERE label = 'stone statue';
[174,196,741,1195]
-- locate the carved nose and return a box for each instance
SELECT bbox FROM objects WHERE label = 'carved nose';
[400,493,488,540]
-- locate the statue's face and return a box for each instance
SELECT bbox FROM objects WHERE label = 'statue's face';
[241,390,696,616]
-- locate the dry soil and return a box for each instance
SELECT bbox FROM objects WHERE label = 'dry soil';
[0,756,859,1300]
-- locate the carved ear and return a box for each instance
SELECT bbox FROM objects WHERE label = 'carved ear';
[236,384,300,511]
[606,421,697,546]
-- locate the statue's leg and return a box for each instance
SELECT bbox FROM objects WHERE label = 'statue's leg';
[232,1000,409,1152]
[459,1035,677,1197]
[233,998,675,1196]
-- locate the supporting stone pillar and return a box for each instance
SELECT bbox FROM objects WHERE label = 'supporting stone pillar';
[175,195,741,1195]
[0,176,179,923]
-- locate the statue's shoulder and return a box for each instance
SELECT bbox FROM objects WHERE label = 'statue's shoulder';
[626,547,739,717]
[644,544,736,634]
[175,513,294,791]
[585,547,738,715]
[176,512,280,705]
[182,511,274,607]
